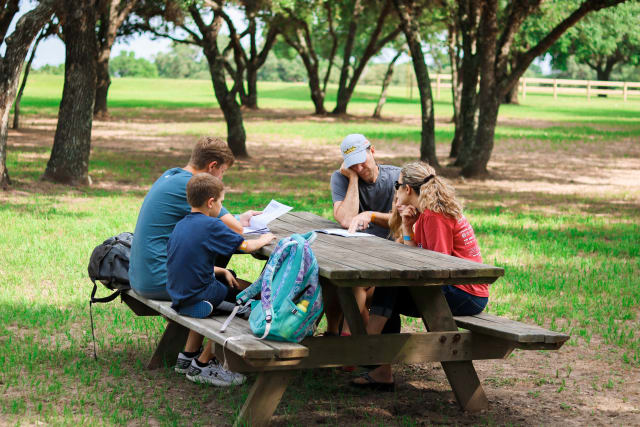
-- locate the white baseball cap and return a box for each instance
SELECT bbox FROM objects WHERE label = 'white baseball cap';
[340,134,370,168]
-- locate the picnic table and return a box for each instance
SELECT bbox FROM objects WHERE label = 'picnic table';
[121,211,569,426]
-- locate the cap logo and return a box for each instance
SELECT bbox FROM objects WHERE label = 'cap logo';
[343,146,357,155]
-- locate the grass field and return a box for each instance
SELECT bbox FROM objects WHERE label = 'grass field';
[1,75,639,425]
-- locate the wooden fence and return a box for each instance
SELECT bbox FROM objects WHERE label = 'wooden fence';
[416,74,640,101]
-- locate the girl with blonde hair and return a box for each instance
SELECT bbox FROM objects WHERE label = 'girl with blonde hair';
[351,161,488,391]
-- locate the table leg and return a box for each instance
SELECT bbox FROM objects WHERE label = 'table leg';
[147,320,189,370]
[336,286,366,335]
[234,370,295,427]
[409,287,489,411]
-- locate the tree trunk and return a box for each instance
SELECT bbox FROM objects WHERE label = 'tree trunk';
[196,9,248,158]
[373,50,402,118]
[93,0,138,118]
[461,0,498,178]
[43,0,97,185]
[595,62,615,98]
[281,30,326,115]
[13,29,43,130]
[243,64,259,110]
[333,0,362,115]
[393,0,438,167]
[447,23,462,158]
[503,79,519,104]
[453,0,480,167]
[333,1,400,115]
[0,1,54,189]
[93,49,111,117]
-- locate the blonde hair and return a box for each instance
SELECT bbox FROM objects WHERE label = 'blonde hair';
[389,162,463,238]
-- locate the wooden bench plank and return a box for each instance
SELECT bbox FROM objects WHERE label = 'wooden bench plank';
[454,313,570,344]
[124,290,309,360]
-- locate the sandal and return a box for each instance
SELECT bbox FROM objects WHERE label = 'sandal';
[350,372,395,392]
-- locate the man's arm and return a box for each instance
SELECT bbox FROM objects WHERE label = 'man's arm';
[346,211,392,233]
[333,166,360,229]
[220,213,242,234]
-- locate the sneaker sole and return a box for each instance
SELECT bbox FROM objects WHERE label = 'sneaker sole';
[186,373,234,387]
[178,301,213,318]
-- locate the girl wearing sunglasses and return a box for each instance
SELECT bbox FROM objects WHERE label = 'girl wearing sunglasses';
[351,161,488,391]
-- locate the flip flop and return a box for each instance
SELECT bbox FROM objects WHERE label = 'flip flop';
[350,372,395,392]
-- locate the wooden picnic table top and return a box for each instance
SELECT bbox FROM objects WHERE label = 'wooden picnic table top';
[252,211,504,285]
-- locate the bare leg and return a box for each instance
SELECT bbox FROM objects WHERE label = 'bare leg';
[343,287,374,335]
[184,330,204,353]
[197,342,214,363]
[352,313,394,384]
[322,281,343,335]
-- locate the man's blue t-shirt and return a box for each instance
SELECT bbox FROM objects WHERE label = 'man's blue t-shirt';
[166,212,244,309]
[128,168,229,298]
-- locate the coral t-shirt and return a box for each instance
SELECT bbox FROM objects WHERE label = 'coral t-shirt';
[413,210,489,298]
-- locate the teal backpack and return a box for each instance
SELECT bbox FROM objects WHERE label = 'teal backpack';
[222,232,322,343]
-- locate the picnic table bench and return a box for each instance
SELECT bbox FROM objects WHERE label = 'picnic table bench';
[120,211,569,426]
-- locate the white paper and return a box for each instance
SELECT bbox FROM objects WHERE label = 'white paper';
[243,200,292,234]
[315,228,376,238]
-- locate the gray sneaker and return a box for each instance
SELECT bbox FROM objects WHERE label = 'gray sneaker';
[175,350,201,374]
[185,359,246,387]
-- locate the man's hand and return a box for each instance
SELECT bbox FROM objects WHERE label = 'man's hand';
[339,162,358,180]
[347,211,373,233]
[238,210,262,227]
[217,268,239,289]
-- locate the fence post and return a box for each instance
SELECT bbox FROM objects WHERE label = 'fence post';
[623,82,628,101]
[553,79,557,100]
[436,74,441,100]
[522,78,527,100]
[587,81,591,100]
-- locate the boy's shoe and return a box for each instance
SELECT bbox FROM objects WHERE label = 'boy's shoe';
[185,359,246,387]
[175,350,202,374]
[178,300,213,318]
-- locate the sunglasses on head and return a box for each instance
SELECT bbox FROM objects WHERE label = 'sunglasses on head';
[394,180,405,190]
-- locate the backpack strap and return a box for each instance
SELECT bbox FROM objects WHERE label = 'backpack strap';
[89,281,122,360]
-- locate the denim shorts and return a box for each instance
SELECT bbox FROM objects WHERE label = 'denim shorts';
[370,285,488,334]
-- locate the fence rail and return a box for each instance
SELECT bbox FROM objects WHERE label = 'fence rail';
[421,74,640,101]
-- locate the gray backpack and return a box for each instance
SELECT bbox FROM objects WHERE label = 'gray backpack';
[87,232,133,358]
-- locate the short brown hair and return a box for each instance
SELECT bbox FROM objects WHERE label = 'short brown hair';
[186,173,224,208]
[189,136,235,170]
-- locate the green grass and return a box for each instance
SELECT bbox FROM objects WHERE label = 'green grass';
[2,75,640,424]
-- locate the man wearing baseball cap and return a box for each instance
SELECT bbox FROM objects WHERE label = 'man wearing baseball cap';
[331,133,400,236]
[326,134,401,336]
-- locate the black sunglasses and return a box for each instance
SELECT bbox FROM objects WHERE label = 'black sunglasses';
[394,180,405,190]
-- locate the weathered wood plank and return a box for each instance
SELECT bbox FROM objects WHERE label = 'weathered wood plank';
[277,212,504,279]
[217,332,516,372]
[329,277,502,288]
[124,290,308,360]
[455,313,570,344]
[335,286,367,335]
[268,221,397,279]
[234,370,296,427]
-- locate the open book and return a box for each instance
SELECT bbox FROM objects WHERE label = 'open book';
[314,228,375,238]
[243,200,292,234]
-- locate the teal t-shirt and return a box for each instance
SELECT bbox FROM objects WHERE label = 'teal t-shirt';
[128,168,229,298]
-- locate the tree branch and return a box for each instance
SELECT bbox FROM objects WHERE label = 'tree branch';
[504,0,626,95]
